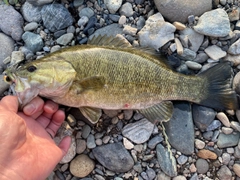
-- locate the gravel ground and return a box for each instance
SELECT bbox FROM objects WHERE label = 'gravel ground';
[1,0,240,179]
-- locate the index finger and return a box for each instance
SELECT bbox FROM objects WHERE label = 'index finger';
[0,95,19,112]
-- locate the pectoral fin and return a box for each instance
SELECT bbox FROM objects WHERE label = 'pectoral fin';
[137,101,174,124]
[79,107,102,124]
[78,76,105,91]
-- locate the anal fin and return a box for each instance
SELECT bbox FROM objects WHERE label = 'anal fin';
[79,107,102,124]
[137,101,173,124]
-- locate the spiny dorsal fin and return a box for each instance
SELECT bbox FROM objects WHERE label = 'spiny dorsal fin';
[87,35,131,48]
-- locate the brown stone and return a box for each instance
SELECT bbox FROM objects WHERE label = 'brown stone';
[197,149,217,160]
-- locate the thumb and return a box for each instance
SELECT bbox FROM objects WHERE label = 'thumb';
[58,136,71,156]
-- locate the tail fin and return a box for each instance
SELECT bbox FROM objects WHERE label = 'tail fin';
[198,62,238,110]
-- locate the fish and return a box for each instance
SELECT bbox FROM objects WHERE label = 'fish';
[3,36,238,124]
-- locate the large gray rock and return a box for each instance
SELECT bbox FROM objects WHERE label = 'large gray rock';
[164,102,194,155]
[21,1,42,22]
[22,32,44,53]
[26,0,53,6]
[41,3,73,32]
[0,33,14,67]
[0,4,24,41]
[153,0,212,23]
[194,9,231,37]
[92,143,134,172]
[138,13,175,50]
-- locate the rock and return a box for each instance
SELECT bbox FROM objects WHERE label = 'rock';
[76,139,86,154]
[119,2,133,17]
[197,149,217,160]
[90,24,123,39]
[185,61,202,70]
[147,135,163,149]
[173,22,186,30]
[173,176,186,180]
[231,121,240,132]
[0,4,24,41]
[228,7,239,22]
[222,153,231,165]
[78,16,89,27]
[164,102,194,155]
[217,132,240,148]
[233,164,240,177]
[222,127,233,135]
[10,51,24,65]
[24,22,39,31]
[194,9,231,37]
[87,134,96,149]
[178,48,196,61]
[56,33,74,45]
[60,136,76,164]
[224,54,240,66]
[122,118,154,144]
[156,144,177,177]
[216,112,230,127]
[206,120,221,131]
[196,158,209,174]
[26,0,53,6]
[21,1,42,22]
[195,139,205,149]
[194,52,209,63]
[104,0,122,14]
[82,124,91,139]
[92,142,134,172]
[153,0,212,23]
[228,39,240,55]
[217,165,232,179]
[41,3,73,32]
[138,13,175,50]
[0,33,14,66]
[79,7,94,18]
[204,45,227,60]
[22,32,44,53]
[123,137,134,149]
[123,25,138,36]
[70,154,95,178]
[123,110,133,120]
[177,155,188,165]
[179,28,204,52]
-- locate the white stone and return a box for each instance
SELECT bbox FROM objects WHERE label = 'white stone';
[204,45,227,60]
[104,0,122,14]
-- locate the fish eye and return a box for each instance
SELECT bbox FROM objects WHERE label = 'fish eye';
[4,75,12,83]
[27,65,37,72]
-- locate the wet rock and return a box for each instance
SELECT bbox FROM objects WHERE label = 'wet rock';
[0,4,24,41]
[153,0,212,23]
[156,144,177,177]
[21,1,42,22]
[217,165,232,179]
[164,102,194,155]
[22,32,44,53]
[92,143,134,172]
[41,3,73,32]
[192,105,216,132]
[122,118,154,144]
[70,154,95,178]
[194,9,231,37]
[138,13,175,50]
[0,33,14,66]
[217,132,240,148]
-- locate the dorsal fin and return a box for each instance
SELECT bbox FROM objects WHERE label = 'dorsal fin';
[87,35,132,48]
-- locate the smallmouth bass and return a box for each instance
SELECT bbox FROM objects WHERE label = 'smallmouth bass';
[3,36,238,124]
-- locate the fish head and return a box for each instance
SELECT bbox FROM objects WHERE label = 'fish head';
[4,59,76,107]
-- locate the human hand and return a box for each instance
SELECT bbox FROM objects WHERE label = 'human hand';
[0,95,71,180]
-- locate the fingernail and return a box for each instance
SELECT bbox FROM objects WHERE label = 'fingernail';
[24,104,36,115]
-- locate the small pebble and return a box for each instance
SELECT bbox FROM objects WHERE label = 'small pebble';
[217,112,230,127]
[197,149,217,160]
